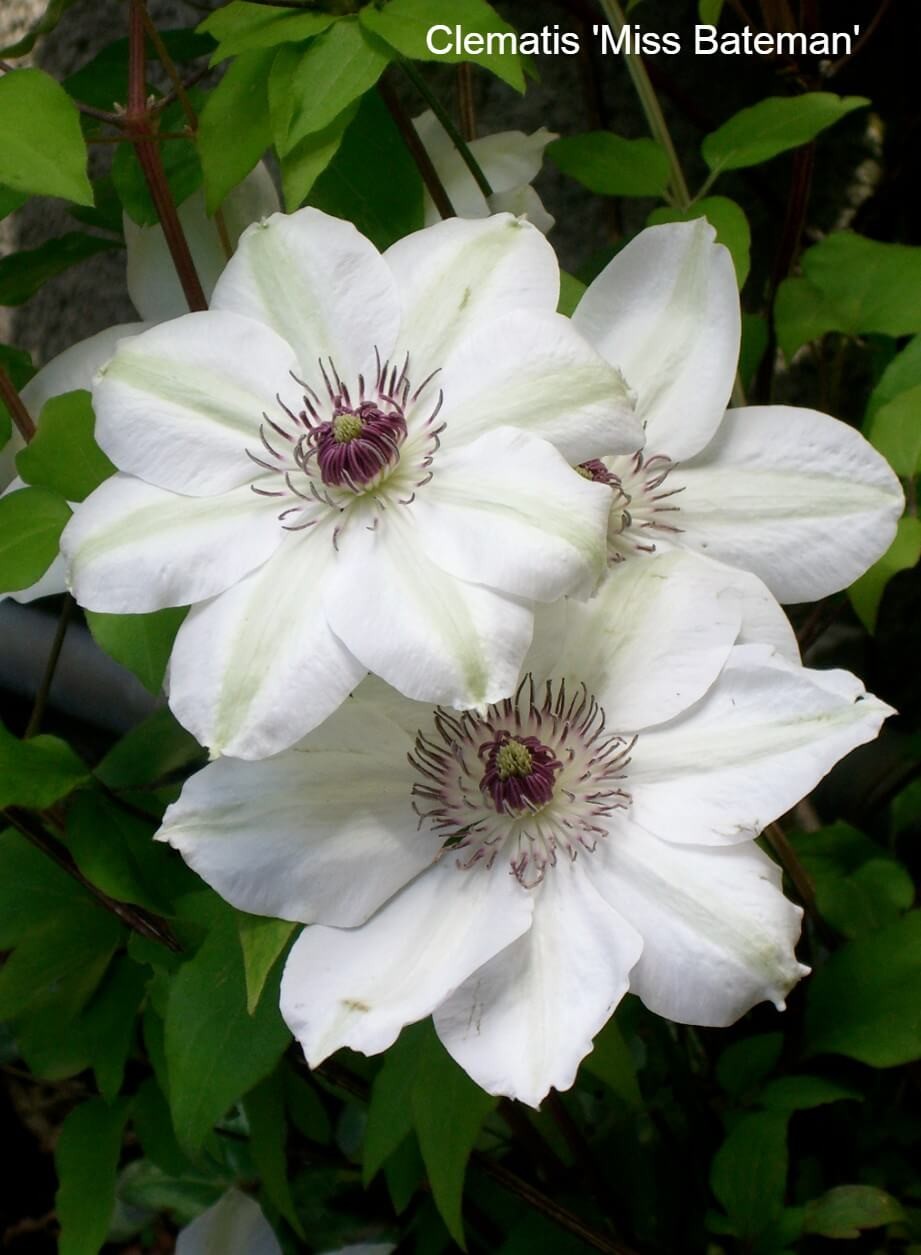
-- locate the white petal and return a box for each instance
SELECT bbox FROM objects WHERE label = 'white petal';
[126,164,280,321]
[326,511,533,709]
[413,428,610,602]
[167,530,366,759]
[687,554,799,661]
[176,1189,281,1255]
[573,220,739,459]
[434,861,641,1107]
[628,644,894,846]
[62,474,283,612]
[435,310,641,460]
[280,859,534,1065]
[413,111,491,221]
[595,817,807,1026]
[159,698,429,926]
[469,128,557,196]
[211,207,400,382]
[93,311,303,496]
[526,552,742,731]
[488,184,555,235]
[385,214,559,374]
[676,405,905,602]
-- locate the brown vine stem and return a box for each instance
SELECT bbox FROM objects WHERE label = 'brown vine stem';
[2,807,182,952]
[764,821,823,931]
[0,368,35,443]
[456,62,477,141]
[377,75,456,219]
[125,0,207,312]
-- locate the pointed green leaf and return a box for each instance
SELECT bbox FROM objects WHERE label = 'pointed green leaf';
[200,1,334,61]
[0,68,92,205]
[199,49,273,213]
[56,1097,130,1255]
[244,1070,305,1235]
[0,720,88,809]
[0,484,71,593]
[86,606,188,694]
[803,1185,904,1238]
[702,93,869,173]
[16,390,115,501]
[548,132,670,197]
[238,912,296,1014]
[710,1110,790,1241]
[848,517,921,633]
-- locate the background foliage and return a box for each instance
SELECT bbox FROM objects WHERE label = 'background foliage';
[1,0,920,1251]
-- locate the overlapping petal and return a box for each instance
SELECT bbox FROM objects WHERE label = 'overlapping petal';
[280,859,534,1065]
[326,509,533,709]
[412,427,611,602]
[93,311,303,496]
[434,309,640,459]
[572,219,740,459]
[434,862,641,1107]
[62,474,283,613]
[176,1189,281,1255]
[167,533,366,760]
[675,405,905,602]
[628,644,894,846]
[211,208,400,381]
[594,817,808,1026]
[158,699,432,926]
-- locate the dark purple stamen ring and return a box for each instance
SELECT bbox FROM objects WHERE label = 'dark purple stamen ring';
[311,401,408,489]
[480,732,562,814]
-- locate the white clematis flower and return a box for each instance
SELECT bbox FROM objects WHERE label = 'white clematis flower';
[175,1189,280,1255]
[572,219,904,603]
[63,208,639,760]
[1,165,280,603]
[157,555,892,1107]
[414,110,557,233]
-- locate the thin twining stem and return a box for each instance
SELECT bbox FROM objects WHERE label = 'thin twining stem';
[400,57,494,198]
[377,76,456,219]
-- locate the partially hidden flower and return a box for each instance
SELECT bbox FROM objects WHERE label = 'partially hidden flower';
[1,165,279,603]
[63,208,639,759]
[414,110,557,233]
[571,219,904,602]
[157,555,892,1107]
[175,1189,280,1255]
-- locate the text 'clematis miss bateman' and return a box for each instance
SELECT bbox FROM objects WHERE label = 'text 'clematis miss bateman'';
[62,208,640,759]
[157,556,893,1107]
[571,220,903,601]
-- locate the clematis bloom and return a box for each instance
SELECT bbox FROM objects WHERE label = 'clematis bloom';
[572,220,904,601]
[158,556,892,1107]
[63,208,639,759]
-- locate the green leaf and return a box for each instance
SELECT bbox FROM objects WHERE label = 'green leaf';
[758,1075,862,1111]
[279,102,358,211]
[269,19,390,156]
[310,91,424,252]
[547,132,670,198]
[56,1097,130,1255]
[0,484,71,593]
[715,1033,783,1098]
[238,912,296,1013]
[0,901,121,1021]
[557,271,586,318]
[363,1022,427,1185]
[0,232,119,307]
[200,1,334,60]
[805,911,921,1067]
[803,1185,904,1238]
[0,827,87,945]
[95,705,204,791]
[411,1026,496,1248]
[244,1070,305,1236]
[198,48,273,214]
[66,790,177,914]
[0,184,28,220]
[848,517,921,633]
[164,909,290,1154]
[360,0,525,92]
[0,719,88,809]
[16,389,115,500]
[648,196,751,287]
[865,384,921,477]
[0,68,93,205]
[817,858,915,939]
[82,957,149,1101]
[776,234,921,357]
[86,606,188,694]
[710,1110,790,1241]
[702,93,869,173]
[739,312,768,390]
[866,334,921,421]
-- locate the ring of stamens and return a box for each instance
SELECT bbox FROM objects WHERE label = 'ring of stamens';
[579,451,685,561]
[409,675,635,888]
[245,348,445,538]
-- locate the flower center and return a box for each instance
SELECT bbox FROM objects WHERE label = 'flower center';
[409,677,634,888]
[578,451,684,562]
[244,349,444,538]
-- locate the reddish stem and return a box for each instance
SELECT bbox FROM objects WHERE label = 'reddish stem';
[125,0,208,313]
[0,368,35,443]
